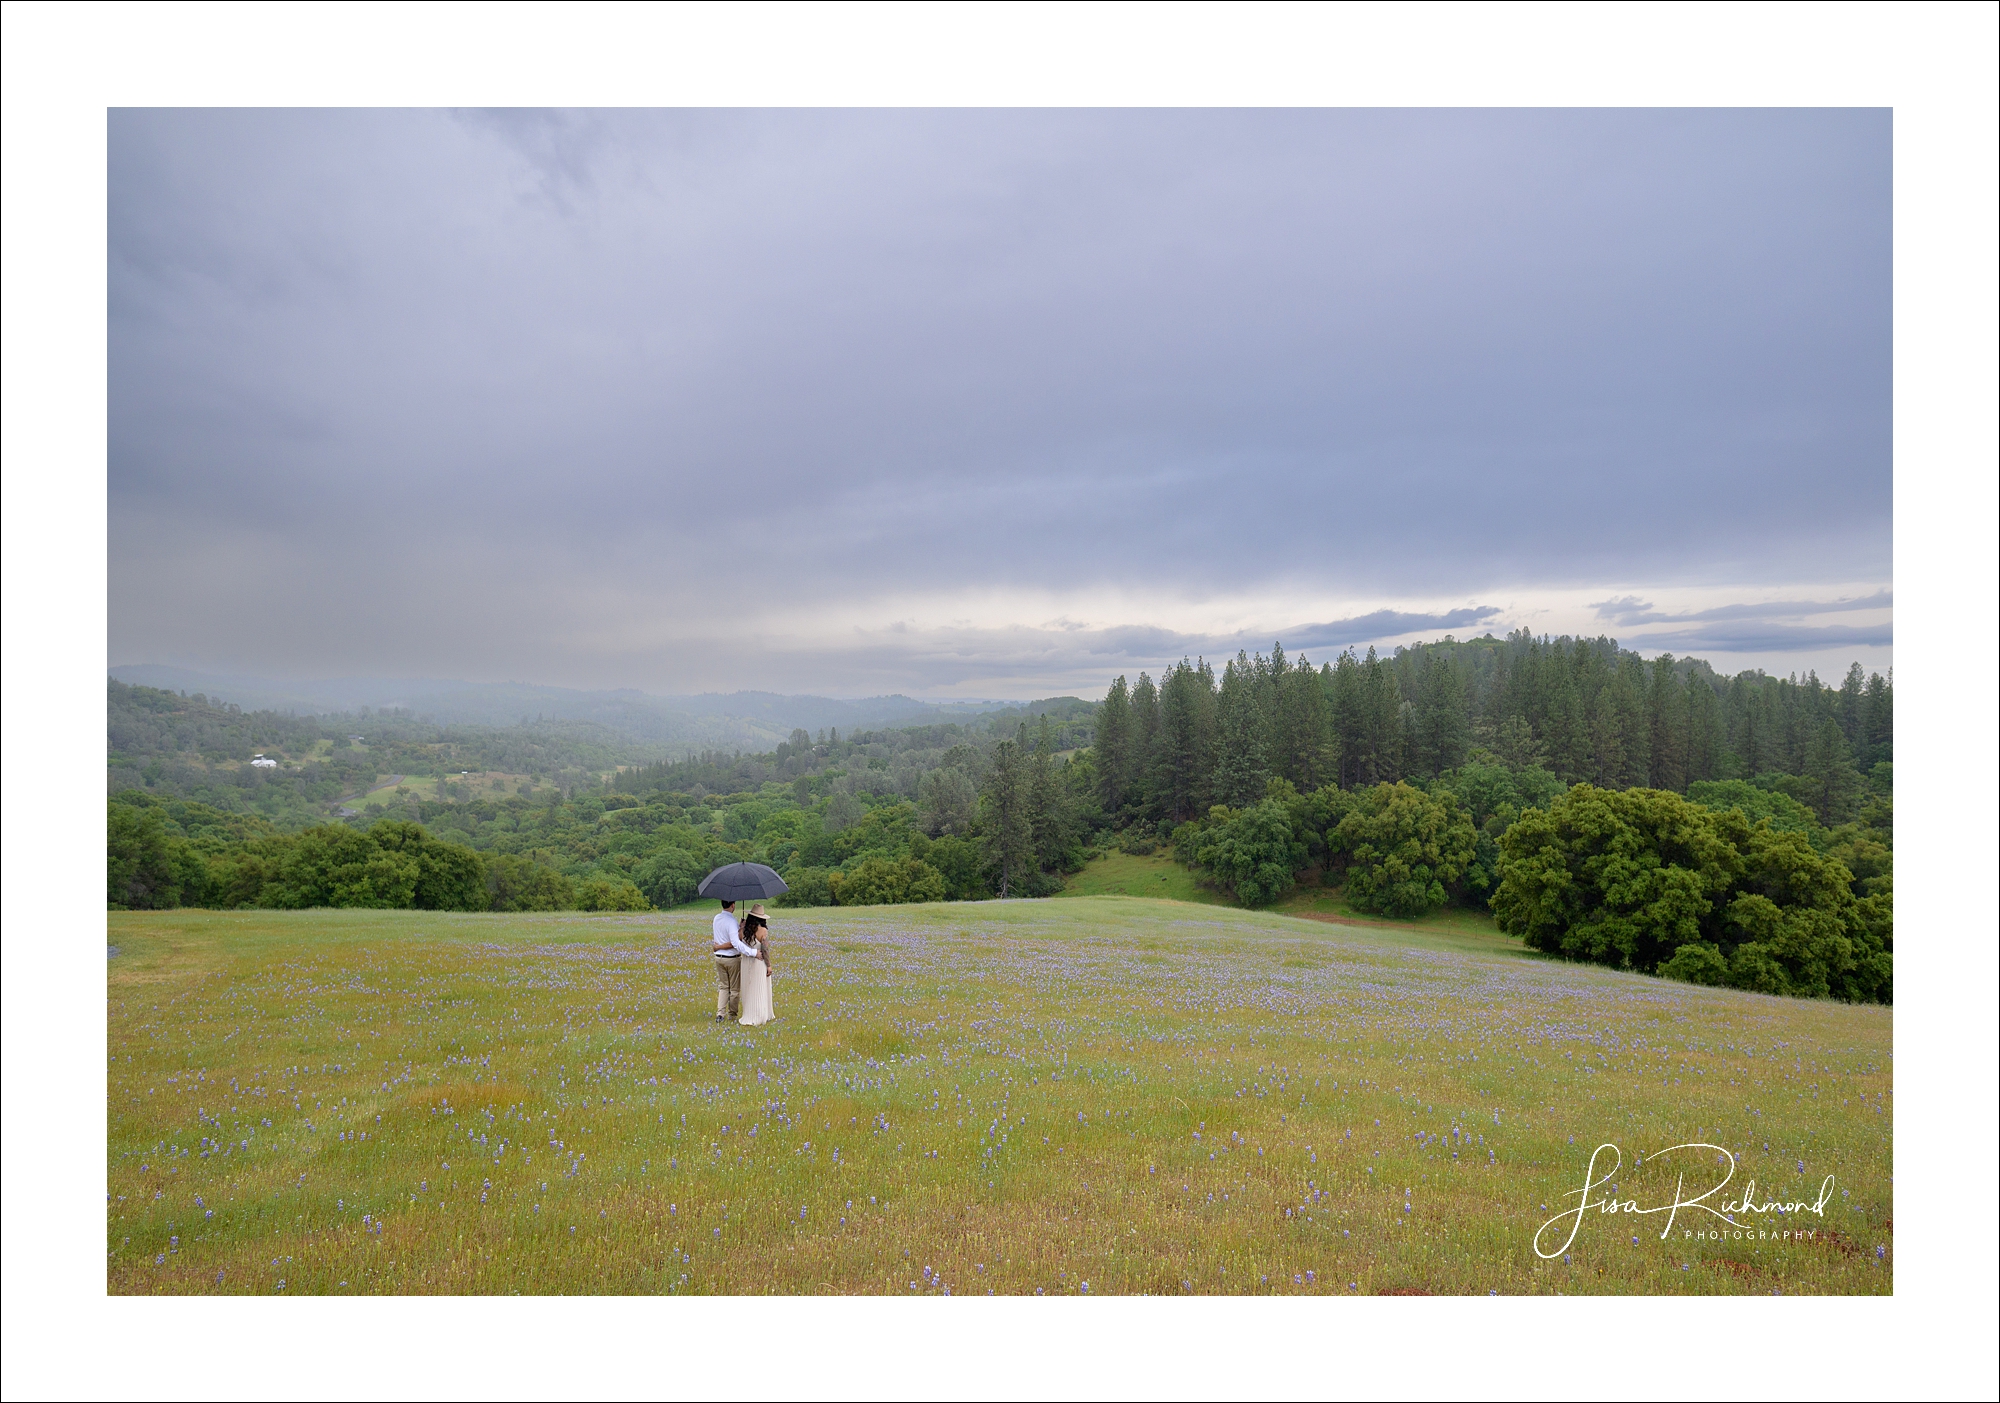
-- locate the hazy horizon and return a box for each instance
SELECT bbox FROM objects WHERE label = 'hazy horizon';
[109,626,1892,726]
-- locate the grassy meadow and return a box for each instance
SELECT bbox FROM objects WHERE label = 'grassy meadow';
[107,896,1893,1295]
[1056,852,1527,937]
[1052,851,1232,905]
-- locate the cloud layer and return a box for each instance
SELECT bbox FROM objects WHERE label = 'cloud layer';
[109,109,1891,694]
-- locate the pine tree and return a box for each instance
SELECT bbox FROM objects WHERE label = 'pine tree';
[1544,666,1586,784]
[1648,655,1687,792]
[1608,655,1648,788]
[1361,648,1402,783]
[1260,644,1290,785]
[1095,676,1131,818]
[1330,651,1366,786]
[1514,633,1549,744]
[1028,717,1073,873]
[1802,717,1864,825]
[979,738,1033,898]
[1128,672,1161,820]
[1213,655,1269,807]
[1282,655,1336,790]
[1416,652,1471,778]
[1837,662,1866,745]
[1315,661,1343,787]
[1571,639,1610,737]
[1486,644,1514,737]
[1860,670,1893,767]
[1493,714,1547,771]
[1682,666,1723,785]
[1588,686,1624,786]
[1765,677,1791,773]
[1190,656,1219,811]
[1780,675,1812,773]
[1154,660,1212,823]
[1736,677,1776,776]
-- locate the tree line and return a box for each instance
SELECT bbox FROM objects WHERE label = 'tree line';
[1092,631,1887,830]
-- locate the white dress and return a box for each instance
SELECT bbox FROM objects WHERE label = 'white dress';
[739,949,774,1026]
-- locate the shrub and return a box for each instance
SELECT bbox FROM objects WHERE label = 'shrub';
[486,853,574,912]
[1491,785,1890,1002]
[830,855,949,906]
[264,825,422,909]
[1438,758,1563,828]
[918,835,989,901]
[108,802,183,909]
[1726,824,1886,1000]
[1189,800,1307,907]
[1329,782,1477,918]
[635,846,707,909]
[1658,942,1731,986]
[574,876,651,912]
[1490,786,1743,969]
[1687,780,1819,840]
[370,820,489,912]
[200,846,274,909]
[777,867,835,908]
[916,766,978,837]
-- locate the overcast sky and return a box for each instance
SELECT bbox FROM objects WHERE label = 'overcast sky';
[109,108,1890,698]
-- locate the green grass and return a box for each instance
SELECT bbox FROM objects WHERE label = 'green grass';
[107,899,1892,1296]
[1062,854,1512,950]
[1269,889,1516,944]
[1055,851,1232,905]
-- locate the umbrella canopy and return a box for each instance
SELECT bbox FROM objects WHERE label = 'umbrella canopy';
[696,861,789,903]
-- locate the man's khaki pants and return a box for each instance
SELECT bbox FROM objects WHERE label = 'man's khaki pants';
[714,953,742,1018]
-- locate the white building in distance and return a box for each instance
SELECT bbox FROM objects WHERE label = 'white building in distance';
[251,754,278,768]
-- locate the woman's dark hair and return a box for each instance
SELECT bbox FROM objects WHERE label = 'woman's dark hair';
[743,913,766,936]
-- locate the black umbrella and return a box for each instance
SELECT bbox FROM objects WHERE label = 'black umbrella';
[696,861,789,903]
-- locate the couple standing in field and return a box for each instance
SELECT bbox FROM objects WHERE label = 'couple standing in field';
[711,899,776,1026]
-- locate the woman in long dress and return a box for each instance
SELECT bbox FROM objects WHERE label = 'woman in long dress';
[737,905,775,1026]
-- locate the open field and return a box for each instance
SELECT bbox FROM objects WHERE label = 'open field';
[107,899,1892,1295]
[1055,851,1232,905]
[334,774,405,807]
[1059,852,1516,941]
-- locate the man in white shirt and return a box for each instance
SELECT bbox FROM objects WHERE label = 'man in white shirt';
[711,900,760,1021]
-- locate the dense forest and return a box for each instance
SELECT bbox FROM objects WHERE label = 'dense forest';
[1090,632,1889,829]
[108,632,1892,1002]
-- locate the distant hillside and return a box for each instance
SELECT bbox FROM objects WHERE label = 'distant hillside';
[654,690,1019,734]
[107,666,1030,748]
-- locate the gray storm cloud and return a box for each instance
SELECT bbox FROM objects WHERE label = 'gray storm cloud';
[109,108,1890,695]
